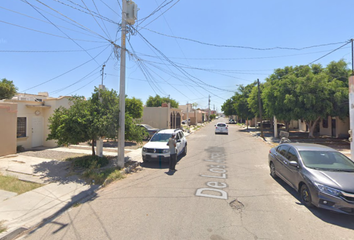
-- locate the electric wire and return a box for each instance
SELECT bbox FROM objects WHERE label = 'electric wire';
[0,19,105,43]
[52,0,119,25]
[136,47,351,61]
[78,0,111,39]
[0,5,107,39]
[143,28,348,51]
[21,43,111,92]
[65,50,114,95]
[308,40,351,65]
[0,45,108,53]
[91,0,112,39]
[28,0,112,42]
[140,0,180,29]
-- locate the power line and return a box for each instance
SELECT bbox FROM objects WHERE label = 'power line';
[22,44,110,92]
[0,45,108,53]
[143,28,348,51]
[140,0,180,29]
[0,19,105,43]
[308,40,351,65]
[136,48,351,61]
[0,5,109,38]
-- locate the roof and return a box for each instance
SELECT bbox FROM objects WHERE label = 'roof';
[279,143,336,152]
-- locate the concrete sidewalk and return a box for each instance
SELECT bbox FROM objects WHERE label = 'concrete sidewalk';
[0,146,143,240]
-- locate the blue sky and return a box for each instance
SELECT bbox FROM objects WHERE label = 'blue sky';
[1,0,353,112]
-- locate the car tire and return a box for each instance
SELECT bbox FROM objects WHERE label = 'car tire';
[300,184,313,208]
[183,144,187,155]
[270,162,277,178]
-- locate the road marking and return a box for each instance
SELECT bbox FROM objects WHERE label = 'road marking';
[196,147,228,200]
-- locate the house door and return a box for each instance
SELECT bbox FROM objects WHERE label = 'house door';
[332,119,336,137]
[32,117,44,147]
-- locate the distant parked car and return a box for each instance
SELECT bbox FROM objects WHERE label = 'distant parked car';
[268,143,354,215]
[137,124,159,140]
[215,122,228,134]
[229,119,236,124]
[257,120,284,128]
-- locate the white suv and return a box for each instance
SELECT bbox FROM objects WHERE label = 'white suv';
[142,129,187,163]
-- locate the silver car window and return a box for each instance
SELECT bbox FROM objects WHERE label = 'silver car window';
[287,147,298,162]
[277,145,289,157]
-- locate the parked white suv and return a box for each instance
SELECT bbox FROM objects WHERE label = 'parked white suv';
[142,129,187,163]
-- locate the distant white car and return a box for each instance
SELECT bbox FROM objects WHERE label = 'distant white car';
[215,122,228,134]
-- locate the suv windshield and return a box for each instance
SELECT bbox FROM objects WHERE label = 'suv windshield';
[300,151,354,171]
[150,133,172,142]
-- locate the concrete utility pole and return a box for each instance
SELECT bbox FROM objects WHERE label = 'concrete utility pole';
[186,102,189,128]
[97,64,106,157]
[117,0,127,168]
[208,95,211,121]
[349,39,354,160]
[257,79,264,138]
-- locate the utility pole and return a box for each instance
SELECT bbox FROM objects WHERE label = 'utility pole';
[257,79,264,138]
[208,95,211,121]
[186,102,189,127]
[97,64,106,157]
[349,39,354,160]
[117,0,137,167]
[117,0,127,168]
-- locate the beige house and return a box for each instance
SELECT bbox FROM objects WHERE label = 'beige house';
[0,92,72,156]
[141,104,182,129]
[0,102,17,156]
[299,117,349,138]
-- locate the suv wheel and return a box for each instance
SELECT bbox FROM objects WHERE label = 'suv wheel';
[183,145,187,155]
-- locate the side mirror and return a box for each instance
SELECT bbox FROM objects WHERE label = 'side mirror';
[289,161,298,167]
[177,139,181,142]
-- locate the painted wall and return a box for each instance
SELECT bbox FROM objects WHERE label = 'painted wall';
[3,95,71,150]
[0,103,17,156]
[141,107,170,129]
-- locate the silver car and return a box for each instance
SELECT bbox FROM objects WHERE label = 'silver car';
[268,143,354,214]
[215,122,228,135]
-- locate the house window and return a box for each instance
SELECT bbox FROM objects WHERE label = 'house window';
[17,117,26,138]
[322,118,328,128]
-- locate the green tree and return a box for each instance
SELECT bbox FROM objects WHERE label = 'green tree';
[0,78,17,100]
[146,94,179,108]
[125,97,143,119]
[47,88,145,155]
[262,61,350,137]
[233,84,254,128]
[221,98,237,116]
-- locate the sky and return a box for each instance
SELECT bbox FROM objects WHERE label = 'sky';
[1,0,354,113]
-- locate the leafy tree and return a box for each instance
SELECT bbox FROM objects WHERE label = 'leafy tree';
[146,94,179,108]
[0,78,17,100]
[125,97,143,119]
[234,84,254,127]
[47,88,145,155]
[262,61,350,137]
[221,98,237,116]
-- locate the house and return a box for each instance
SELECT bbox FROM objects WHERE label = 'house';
[298,117,349,138]
[0,92,72,156]
[141,103,182,129]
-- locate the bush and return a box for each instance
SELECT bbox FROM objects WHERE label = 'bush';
[69,155,109,169]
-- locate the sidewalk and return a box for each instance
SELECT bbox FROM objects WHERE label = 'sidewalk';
[240,126,351,157]
[0,146,143,240]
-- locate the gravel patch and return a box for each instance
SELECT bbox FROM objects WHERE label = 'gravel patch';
[18,149,87,161]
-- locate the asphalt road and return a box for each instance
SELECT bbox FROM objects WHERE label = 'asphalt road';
[23,118,354,240]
